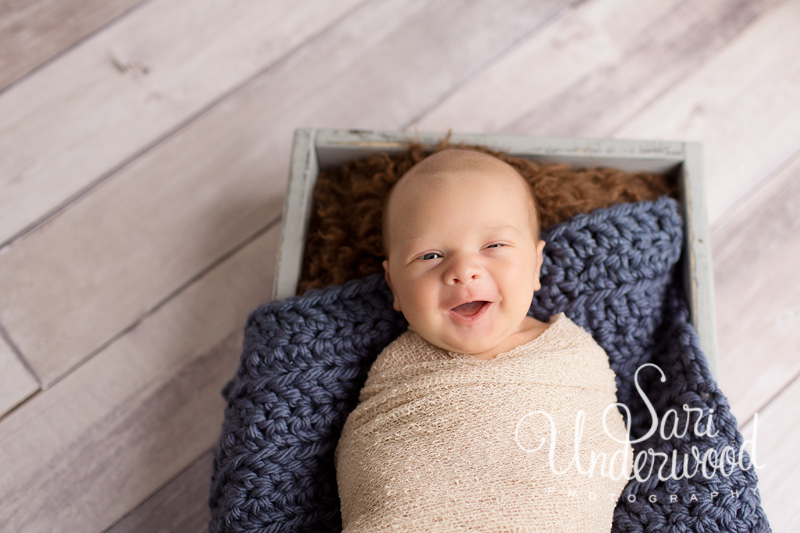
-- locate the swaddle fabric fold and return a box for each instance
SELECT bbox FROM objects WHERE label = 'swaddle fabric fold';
[336,313,633,532]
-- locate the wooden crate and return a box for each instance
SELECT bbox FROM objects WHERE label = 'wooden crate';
[273,128,718,378]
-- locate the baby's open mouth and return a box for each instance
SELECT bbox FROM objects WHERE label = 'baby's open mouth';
[451,301,489,317]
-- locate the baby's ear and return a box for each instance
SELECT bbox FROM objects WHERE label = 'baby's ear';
[532,240,546,292]
[382,259,402,312]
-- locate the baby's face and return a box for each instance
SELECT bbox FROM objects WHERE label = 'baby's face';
[382,150,546,358]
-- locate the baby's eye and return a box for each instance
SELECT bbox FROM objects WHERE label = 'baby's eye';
[420,252,442,261]
[486,243,505,249]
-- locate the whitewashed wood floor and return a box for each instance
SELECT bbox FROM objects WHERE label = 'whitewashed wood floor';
[1,0,797,531]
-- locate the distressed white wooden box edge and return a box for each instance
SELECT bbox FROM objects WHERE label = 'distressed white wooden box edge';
[273,127,718,379]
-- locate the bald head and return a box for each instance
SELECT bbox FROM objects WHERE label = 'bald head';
[382,149,539,257]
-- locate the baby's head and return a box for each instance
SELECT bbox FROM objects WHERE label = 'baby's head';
[382,148,547,359]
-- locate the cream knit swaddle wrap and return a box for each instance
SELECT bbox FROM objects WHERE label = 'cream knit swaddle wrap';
[335,313,634,532]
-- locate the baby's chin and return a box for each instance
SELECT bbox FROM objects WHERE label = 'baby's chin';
[404,315,512,357]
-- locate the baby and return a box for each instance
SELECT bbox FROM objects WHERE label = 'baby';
[335,149,633,532]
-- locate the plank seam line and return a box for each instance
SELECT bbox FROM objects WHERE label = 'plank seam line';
[0,0,374,252]
[0,0,158,98]
[0,320,42,389]
[0,320,43,424]
[102,444,217,533]
[42,215,282,391]
[0,318,42,387]
[739,366,800,432]
[710,145,800,233]
[403,0,589,129]
[607,0,789,142]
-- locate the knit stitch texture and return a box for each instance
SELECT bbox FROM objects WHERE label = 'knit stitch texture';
[209,196,770,532]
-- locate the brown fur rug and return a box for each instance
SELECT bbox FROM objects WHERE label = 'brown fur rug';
[298,139,676,294]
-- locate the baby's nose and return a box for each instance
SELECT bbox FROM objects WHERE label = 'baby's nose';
[445,255,482,285]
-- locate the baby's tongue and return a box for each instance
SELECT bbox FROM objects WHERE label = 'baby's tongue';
[453,301,485,316]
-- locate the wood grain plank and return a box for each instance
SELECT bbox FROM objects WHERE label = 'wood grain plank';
[0,0,367,246]
[0,0,580,387]
[412,0,781,143]
[739,375,800,531]
[711,150,800,424]
[0,0,145,91]
[412,0,797,221]
[0,333,39,417]
[615,0,800,224]
[0,225,279,533]
[106,452,212,533]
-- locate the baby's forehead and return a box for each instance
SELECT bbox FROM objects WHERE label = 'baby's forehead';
[383,149,539,253]
[405,149,510,177]
[397,150,520,193]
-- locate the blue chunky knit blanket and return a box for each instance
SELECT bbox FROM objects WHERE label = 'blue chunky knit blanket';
[209,197,770,532]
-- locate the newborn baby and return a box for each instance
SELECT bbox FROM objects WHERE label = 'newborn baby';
[335,149,633,532]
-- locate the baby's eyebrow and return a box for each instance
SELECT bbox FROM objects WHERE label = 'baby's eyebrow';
[487,224,520,231]
[398,225,521,253]
[402,225,520,243]
[398,236,429,249]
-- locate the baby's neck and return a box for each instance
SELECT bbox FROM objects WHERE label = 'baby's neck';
[469,316,551,360]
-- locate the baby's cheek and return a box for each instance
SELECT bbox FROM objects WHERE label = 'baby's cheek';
[410,281,437,307]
